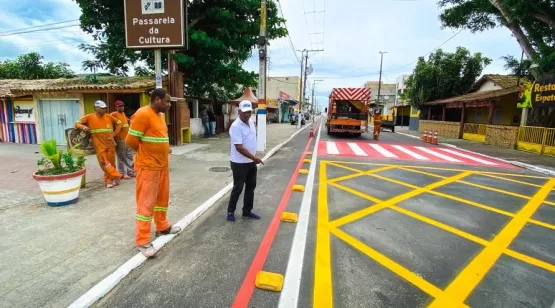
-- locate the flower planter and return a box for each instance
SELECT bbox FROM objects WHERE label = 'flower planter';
[32,168,86,207]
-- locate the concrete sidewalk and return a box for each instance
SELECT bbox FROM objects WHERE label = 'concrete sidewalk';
[0,123,309,308]
[397,127,555,173]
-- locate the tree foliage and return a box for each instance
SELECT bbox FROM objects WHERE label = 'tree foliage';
[0,52,75,79]
[74,0,288,101]
[404,47,491,109]
[438,0,555,77]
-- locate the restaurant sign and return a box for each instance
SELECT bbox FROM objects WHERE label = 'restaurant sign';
[518,78,555,108]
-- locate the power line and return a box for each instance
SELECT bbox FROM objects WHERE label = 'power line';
[274,0,301,64]
[312,29,463,79]
[0,19,80,35]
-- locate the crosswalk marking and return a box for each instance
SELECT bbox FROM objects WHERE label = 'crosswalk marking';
[317,141,512,168]
[415,146,462,162]
[326,142,339,155]
[347,143,367,156]
[439,148,497,165]
[392,145,428,160]
[370,144,397,158]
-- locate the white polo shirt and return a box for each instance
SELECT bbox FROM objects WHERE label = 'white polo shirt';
[230,118,257,163]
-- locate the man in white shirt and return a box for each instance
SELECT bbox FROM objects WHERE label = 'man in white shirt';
[227,100,264,222]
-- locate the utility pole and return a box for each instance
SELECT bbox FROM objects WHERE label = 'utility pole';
[257,0,268,151]
[297,48,323,128]
[376,51,387,112]
[312,79,323,123]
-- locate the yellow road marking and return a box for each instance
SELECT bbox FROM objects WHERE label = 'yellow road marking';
[370,173,555,232]
[398,167,555,207]
[326,165,395,184]
[326,160,550,179]
[330,171,473,227]
[326,161,365,173]
[332,178,555,275]
[328,226,465,305]
[329,182,382,204]
[476,173,543,188]
[428,179,555,308]
[313,161,333,308]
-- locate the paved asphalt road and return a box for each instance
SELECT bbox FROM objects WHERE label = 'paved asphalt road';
[94,122,555,308]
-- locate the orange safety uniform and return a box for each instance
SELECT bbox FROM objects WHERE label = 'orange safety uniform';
[110,111,130,141]
[373,114,383,140]
[125,106,171,246]
[75,114,123,183]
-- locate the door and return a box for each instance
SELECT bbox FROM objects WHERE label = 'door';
[39,100,81,145]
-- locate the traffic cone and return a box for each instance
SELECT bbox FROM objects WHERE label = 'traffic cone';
[309,126,314,137]
[423,130,428,143]
[432,131,438,145]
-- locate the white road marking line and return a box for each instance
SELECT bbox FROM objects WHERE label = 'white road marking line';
[369,144,397,158]
[392,145,429,160]
[326,141,339,155]
[415,146,462,162]
[278,121,322,308]
[348,142,368,156]
[438,148,498,165]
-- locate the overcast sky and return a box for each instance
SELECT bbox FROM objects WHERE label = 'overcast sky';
[1,0,523,110]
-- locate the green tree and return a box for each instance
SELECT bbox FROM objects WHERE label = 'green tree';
[74,0,288,101]
[405,47,491,109]
[0,52,75,79]
[438,0,555,77]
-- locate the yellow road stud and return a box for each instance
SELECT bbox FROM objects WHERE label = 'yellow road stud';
[292,185,305,192]
[303,159,312,164]
[255,271,284,292]
[299,169,309,174]
[280,212,299,223]
[306,151,313,155]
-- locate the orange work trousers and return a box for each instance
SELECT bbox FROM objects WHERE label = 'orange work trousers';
[135,168,170,246]
[96,147,121,184]
[373,124,382,140]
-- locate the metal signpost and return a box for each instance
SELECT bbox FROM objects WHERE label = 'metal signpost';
[124,0,188,89]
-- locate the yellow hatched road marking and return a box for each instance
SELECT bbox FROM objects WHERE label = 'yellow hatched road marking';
[328,226,466,306]
[476,173,543,188]
[428,179,555,308]
[329,182,382,204]
[370,172,555,232]
[325,160,550,179]
[313,161,333,308]
[329,171,473,227]
[326,165,396,184]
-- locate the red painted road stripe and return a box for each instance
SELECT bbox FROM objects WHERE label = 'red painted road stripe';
[231,135,314,308]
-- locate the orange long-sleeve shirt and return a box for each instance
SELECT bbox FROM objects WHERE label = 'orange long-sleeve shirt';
[125,106,169,170]
[75,113,122,149]
[110,111,130,141]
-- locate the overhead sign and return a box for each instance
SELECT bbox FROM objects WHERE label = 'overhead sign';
[124,0,187,49]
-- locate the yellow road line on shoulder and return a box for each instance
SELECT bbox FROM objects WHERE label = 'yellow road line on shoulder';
[330,171,473,228]
[328,226,463,305]
[313,161,333,308]
[428,179,555,308]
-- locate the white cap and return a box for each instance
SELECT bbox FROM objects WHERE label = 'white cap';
[239,100,253,112]
[94,100,107,108]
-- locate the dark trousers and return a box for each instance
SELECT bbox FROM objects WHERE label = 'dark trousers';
[227,161,257,214]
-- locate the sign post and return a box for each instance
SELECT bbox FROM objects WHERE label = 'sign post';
[124,0,187,89]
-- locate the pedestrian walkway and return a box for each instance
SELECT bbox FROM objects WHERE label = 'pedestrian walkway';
[318,141,512,168]
[0,123,307,308]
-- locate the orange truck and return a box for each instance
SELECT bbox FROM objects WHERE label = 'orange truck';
[325,87,372,137]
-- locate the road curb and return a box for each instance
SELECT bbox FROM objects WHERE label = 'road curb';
[68,121,316,308]
[395,131,555,177]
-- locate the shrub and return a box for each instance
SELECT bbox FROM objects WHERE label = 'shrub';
[36,139,87,176]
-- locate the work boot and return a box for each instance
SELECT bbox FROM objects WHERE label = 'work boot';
[138,243,158,258]
[155,225,181,237]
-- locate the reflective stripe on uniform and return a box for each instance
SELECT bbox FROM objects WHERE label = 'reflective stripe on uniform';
[154,206,167,212]
[116,120,122,124]
[90,128,113,133]
[123,124,130,128]
[136,214,152,222]
[141,136,169,143]
[129,129,144,137]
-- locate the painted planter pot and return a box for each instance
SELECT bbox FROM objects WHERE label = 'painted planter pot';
[32,168,86,207]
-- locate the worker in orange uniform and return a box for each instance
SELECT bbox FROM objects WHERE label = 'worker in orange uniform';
[75,100,123,188]
[372,109,383,140]
[126,88,180,257]
[110,100,135,179]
